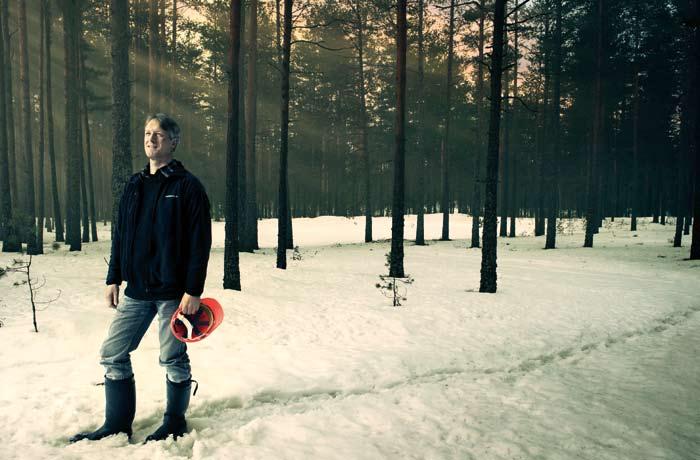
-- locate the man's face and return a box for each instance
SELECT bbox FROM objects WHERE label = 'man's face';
[144,119,176,163]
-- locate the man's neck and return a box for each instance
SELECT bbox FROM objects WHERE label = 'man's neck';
[149,157,173,175]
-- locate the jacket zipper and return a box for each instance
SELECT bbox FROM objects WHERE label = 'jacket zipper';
[145,177,173,292]
[126,186,139,282]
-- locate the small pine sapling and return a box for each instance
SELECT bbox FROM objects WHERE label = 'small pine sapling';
[4,256,61,332]
[376,252,414,306]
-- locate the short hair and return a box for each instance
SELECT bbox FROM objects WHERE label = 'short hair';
[145,113,181,147]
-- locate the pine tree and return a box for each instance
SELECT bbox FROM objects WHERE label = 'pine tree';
[148,0,158,112]
[1,0,17,204]
[79,41,98,242]
[243,0,260,251]
[415,0,427,246]
[545,0,562,249]
[276,0,293,270]
[389,0,407,278]
[17,0,38,254]
[470,0,487,249]
[479,0,506,293]
[689,0,700,259]
[37,0,47,255]
[584,0,604,249]
[61,0,83,251]
[440,0,456,241]
[224,0,242,289]
[110,0,132,239]
[0,0,19,252]
[45,0,63,242]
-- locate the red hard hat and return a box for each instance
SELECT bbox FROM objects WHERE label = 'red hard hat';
[170,298,224,343]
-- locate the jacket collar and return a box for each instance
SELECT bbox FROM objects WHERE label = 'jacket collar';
[138,159,186,179]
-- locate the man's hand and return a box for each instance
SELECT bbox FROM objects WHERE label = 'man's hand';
[180,293,201,315]
[106,284,120,308]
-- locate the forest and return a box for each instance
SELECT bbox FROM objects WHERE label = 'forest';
[1,1,700,457]
[0,0,699,292]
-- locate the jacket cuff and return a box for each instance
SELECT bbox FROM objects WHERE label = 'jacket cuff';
[106,276,121,286]
[185,287,203,297]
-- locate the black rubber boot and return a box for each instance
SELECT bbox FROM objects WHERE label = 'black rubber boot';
[70,376,136,443]
[144,378,192,443]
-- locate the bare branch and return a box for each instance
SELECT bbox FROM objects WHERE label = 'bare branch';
[506,11,548,28]
[266,60,283,77]
[474,57,492,73]
[292,17,349,30]
[435,1,481,10]
[505,95,538,113]
[32,275,47,292]
[291,39,354,52]
[506,0,532,18]
[34,289,62,310]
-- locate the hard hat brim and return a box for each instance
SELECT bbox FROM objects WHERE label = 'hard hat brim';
[170,297,224,343]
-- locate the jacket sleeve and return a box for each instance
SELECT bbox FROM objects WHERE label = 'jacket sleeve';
[106,183,129,285]
[184,180,212,297]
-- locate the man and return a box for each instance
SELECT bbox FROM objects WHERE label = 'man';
[70,113,212,443]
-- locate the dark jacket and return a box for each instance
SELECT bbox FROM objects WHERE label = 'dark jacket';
[106,159,212,300]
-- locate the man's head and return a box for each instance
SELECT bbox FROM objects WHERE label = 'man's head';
[144,113,181,165]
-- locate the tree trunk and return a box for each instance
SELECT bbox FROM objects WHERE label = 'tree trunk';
[45,0,63,242]
[276,0,292,270]
[18,0,38,254]
[356,6,373,243]
[79,134,89,242]
[690,0,700,259]
[75,12,86,246]
[170,0,176,114]
[77,20,89,244]
[389,0,407,278]
[62,0,82,251]
[470,0,486,248]
[441,0,455,241]
[499,43,510,239]
[584,0,604,248]
[674,152,686,248]
[79,44,98,242]
[244,0,259,251]
[535,8,550,238]
[276,0,281,63]
[0,0,19,252]
[110,0,132,241]
[630,61,640,232]
[224,0,242,289]
[479,0,506,293]
[509,6,519,239]
[416,0,427,246]
[158,0,166,111]
[545,0,562,249]
[675,40,692,249]
[148,0,158,112]
[1,0,17,205]
[286,177,293,249]
[237,1,248,252]
[37,0,46,254]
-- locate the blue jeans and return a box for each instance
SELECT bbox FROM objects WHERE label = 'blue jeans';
[100,295,191,383]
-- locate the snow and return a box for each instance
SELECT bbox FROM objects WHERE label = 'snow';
[0,214,698,459]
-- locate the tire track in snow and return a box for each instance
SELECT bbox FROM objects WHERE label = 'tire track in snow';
[502,304,700,377]
[173,304,700,447]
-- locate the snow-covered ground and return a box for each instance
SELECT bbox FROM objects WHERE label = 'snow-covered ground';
[0,214,698,460]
